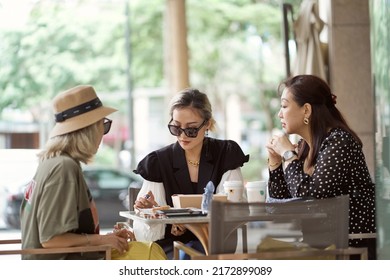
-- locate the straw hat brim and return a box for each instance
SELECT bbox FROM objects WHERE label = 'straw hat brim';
[49,105,117,138]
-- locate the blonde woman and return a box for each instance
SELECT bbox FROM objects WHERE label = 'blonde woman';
[20,85,166,260]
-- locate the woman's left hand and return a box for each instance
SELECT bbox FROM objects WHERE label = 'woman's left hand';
[267,134,296,157]
[112,225,136,241]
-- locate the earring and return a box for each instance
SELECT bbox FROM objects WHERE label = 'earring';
[304,117,309,125]
[205,130,209,137]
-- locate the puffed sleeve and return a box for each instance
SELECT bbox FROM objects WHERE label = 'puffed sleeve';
[222,140,250,171]
[133,151,162,182]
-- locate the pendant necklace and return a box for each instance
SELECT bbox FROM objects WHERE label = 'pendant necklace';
[187,159,200,167]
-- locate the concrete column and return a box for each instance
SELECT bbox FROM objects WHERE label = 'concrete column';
[327,0,375,177]
[166,0,190,95]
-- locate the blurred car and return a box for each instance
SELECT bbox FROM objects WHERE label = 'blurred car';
[0,149,40,229]
[3,166,143,229]
[3,183,27,230]
[83,166,143,228]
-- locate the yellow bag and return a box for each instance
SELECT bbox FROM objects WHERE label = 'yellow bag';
[111,241,167,260]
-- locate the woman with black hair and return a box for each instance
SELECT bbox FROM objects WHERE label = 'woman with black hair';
[267,75,376,259]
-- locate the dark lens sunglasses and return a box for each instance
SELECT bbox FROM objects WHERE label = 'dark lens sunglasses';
[103,118,112,135]
[168,120,207,138]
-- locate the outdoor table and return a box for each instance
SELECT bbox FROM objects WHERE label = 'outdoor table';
[119,211,210,254]
[120,208,327,256]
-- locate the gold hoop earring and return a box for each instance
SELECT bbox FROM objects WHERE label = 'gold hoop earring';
[304,117,309,125]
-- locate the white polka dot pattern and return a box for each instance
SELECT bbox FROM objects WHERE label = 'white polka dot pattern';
[268,128,376,247]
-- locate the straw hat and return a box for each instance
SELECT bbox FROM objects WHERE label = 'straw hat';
[49,85,117,138]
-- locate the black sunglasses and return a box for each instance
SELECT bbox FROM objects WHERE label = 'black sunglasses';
[168,120,207,138]
[103,118,112,135]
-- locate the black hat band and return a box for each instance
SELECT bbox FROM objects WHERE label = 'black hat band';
[55,98,102,122]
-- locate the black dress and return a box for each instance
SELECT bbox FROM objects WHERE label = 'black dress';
[134,137,249,254]
[268,128,376,259]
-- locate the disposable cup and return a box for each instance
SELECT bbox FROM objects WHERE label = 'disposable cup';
[246,181,267,203]
[246,181,267,214]
[223,180,244,202]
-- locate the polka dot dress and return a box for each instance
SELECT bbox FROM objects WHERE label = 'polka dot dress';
[268,128,376,248]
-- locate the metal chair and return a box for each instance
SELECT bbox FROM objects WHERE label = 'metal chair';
[127,186,141,227]
[174,195,368,260]
[174,241,367,260]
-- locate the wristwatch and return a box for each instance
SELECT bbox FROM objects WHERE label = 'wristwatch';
[282,150,298,162]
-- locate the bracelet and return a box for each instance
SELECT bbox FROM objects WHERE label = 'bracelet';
[83,233,91,246]
[268,159,281,168]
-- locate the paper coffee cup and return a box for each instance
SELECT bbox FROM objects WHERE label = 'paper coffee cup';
[223,180,244,202]
[246,181,267,203]
[246,181,267,214]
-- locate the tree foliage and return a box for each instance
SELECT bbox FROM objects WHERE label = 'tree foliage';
[0,1,129,113]
[0,0,293,180]
[1,0,284,119]
[186,0,284,134]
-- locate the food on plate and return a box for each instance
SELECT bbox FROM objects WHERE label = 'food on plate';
[151,205,171,212]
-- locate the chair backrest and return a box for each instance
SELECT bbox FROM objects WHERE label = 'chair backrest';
[0,239,112,259]
[128,186,141,211]
[209,195,349,255]
[127,186,141,227]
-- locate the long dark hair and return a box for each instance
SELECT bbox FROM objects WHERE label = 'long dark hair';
[278,75,362,167]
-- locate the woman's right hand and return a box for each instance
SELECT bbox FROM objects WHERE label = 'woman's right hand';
[266,137,282,164]
[134,190,158,209]
[101,233,129,254]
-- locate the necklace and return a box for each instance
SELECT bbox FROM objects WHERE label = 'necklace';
[187,159,200,167]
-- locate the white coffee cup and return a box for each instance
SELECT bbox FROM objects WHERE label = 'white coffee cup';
[246,181,267,203]
[223,180,244,202]
[246,181,267,214]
